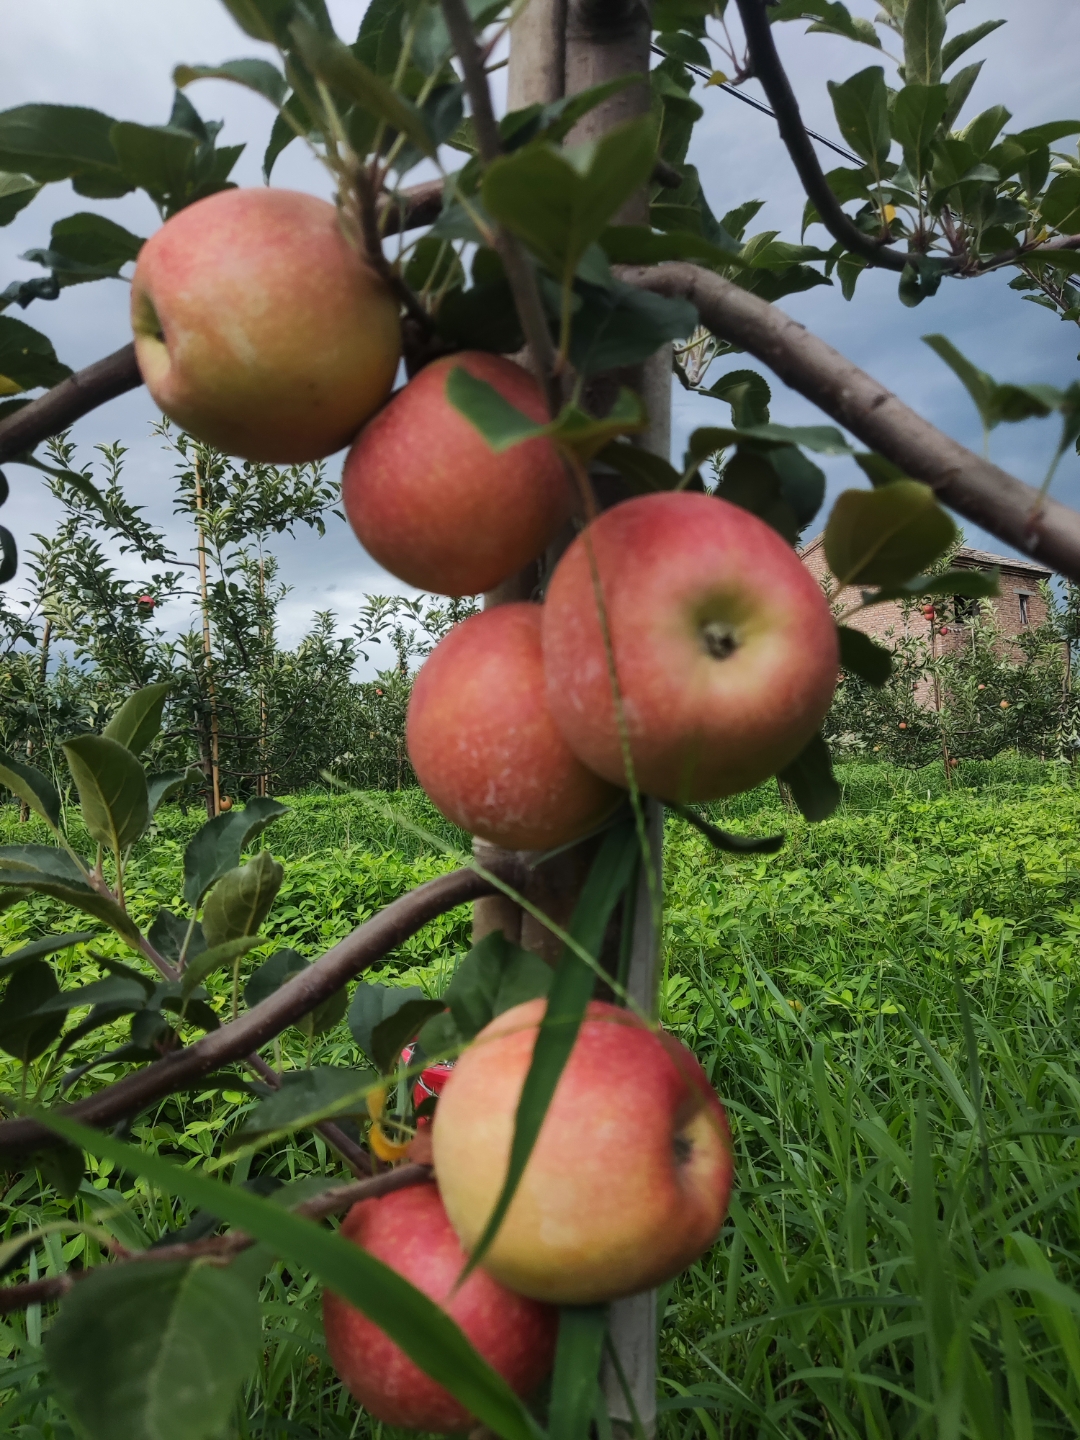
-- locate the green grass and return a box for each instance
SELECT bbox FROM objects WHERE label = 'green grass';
[3,760,1080,1437]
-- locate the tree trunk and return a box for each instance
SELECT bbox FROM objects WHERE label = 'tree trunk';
[21,617,52,823]
[477,7,670,1431]
[194,457,221,818]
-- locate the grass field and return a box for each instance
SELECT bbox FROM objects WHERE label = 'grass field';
[3,757,1080,1437]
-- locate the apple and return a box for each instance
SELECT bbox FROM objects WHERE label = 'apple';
[323,1182,556,1434]
[341,352,570,596]
[130,188,400,464]
[407,602,622,850]
[540,492,839,803]
[432,999,734,1305]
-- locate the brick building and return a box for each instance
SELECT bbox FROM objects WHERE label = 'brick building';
[800,537,1052,662]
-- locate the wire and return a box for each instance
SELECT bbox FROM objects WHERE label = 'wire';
[650,44,863,167]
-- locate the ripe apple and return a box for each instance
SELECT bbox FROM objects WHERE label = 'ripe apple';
[407,602,622,850]
[432,999,734,1305]
[540,492,839,802]
[131,188,400,464]
[341,352,570,596]
[323,1182,556,1433]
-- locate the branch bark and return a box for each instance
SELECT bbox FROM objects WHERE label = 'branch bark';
[621,261,1080,582]
[0,861,525,1154]
[0,1163,433,1314]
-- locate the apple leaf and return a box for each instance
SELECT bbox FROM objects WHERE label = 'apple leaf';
[0,960,65,1062]
[778,732,841,822]
[45,1257,261,1440]
[173,59,289,109]
[179,936,261,998]
[0,752,61,829]
[200,850,283,949]
[0,931,98,980]
[182,797,288,909]
[102,682,172,757]
[837,625,893,686]
[668,805,784,854]
[459,821,640,1283]
[230,1067,377,1147]
[62,734,150,856]
[823,480,957,588]
[35,1111,545,1440]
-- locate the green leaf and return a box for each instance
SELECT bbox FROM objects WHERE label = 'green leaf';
[348,982,425,1059]
[103,683,172,756]
[483,117,658,286]
[146,767,202,817]
[824,480,957,587]
[0,753,61,828]
[1042,173,1080,236]
[922,333,1001,428]
[598,224,741,269]
[148,909,204,966]
[770,0,882,48]
[45,1258,261,1440]
[289,16,435,158]
[234,1067,376,1143]
[837,625,893,685]
[891,84,948,179]
[942,61,983,132]
[109,122,198,212]
[37,1112,544,1440]
[595,441,681,494]
[0,315,71,393]
[865,565,1000,604]
[32,974,150,1019]
[173,59,289,108]
[827,67,891,171]
[245,947,308,1008]
[182,797,288,908]
[852,451,908,487]
[549,1306,608,1440]
[903,0,946,85]
[445,366,545,453]
[301,984,349,1039]
[0,931,98,980]
[0,960,65,1062]
[706,369,772,428]
[201,850,283,948]
[687,421,852,457]
[180,936,261,998]
[712,445,825,544]
[0,844,141,942]
[62,734,150,855]
[443,930,554,1043]
[941,19,1005,73]
[218,0,299,43]
[778,732,840,822]
[0,172,42,226]
[371,998,448,1072]
[0,105,130,196]
[44,212,145,278]
[463,822,639,1279]
[568,277,698,376]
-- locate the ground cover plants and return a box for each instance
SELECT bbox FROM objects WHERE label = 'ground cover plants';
[3,759,1080,1436]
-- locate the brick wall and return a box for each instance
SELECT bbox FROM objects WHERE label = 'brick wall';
[801,538,1053,667]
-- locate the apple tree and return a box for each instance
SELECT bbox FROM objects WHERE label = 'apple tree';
[0,0,1079,1437]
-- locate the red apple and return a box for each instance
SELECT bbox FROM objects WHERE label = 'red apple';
[541,492,839,802]
[131,188,400,463]
[323,1182,556,1434]
[341,352,570,596]
[407,602,622,850]
[432,999,734,1305]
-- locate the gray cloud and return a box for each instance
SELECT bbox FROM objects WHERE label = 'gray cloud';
[1,0,1076,662]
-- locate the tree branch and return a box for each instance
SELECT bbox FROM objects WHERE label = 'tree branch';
[0,861,526,1154]
[0,1163,433,1313]
[734,0,918,273]
[620,261,1080,582]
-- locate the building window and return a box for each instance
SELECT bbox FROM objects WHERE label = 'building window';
[1018,593,1031,626]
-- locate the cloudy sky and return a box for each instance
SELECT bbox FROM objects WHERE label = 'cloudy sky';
[1,0,1078,665]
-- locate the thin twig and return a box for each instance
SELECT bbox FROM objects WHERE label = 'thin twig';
[0,1164,432,1313]
[0,860,526,1155]
[619,260,1080,583]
